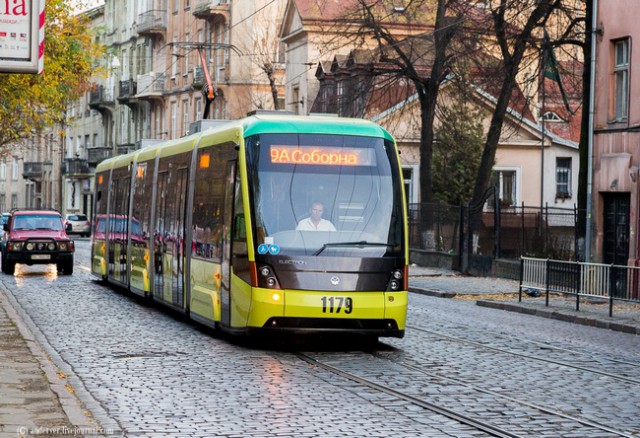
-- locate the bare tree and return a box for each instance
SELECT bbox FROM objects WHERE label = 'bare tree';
[340,0,476,204]
[469,0,562,211]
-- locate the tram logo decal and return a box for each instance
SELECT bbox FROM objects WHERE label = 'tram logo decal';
[330,276,340,285]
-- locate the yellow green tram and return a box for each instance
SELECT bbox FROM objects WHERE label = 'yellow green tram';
[91,113,408,338]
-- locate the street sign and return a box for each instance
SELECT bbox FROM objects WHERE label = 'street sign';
[0,0,44,74]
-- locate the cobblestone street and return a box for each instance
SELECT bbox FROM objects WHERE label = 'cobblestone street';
[1,241,639,437]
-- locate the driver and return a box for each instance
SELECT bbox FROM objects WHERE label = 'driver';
[296,202,336,231]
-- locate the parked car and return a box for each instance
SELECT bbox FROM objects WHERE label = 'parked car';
[1,209,74,275]
[65,213,91,237]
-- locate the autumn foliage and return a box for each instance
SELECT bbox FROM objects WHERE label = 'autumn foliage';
[0,0,104,150]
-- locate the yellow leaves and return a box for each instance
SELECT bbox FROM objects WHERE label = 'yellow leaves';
[0,0,105,149]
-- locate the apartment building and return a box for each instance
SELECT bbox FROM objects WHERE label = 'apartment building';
[51,0,286,218]
[590,1,640,265]
[88,0,286,145]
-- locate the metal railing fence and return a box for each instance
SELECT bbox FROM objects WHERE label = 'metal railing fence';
[408,202,580,261]
[520,257,640,316]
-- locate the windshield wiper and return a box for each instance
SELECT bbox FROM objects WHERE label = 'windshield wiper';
[312,241,393,256]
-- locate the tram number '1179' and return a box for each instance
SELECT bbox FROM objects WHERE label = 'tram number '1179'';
[321,296,353,314]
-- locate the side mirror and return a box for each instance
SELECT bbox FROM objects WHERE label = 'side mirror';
[3,223,8,232]
[65,223,72,232]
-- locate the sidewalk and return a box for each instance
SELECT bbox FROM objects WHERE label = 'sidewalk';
[1,267,639,438]
[0,290,98,438]
[408,265,640,335]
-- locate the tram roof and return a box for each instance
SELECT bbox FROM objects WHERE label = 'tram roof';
[239,114,394,141]
[94,114,394,173]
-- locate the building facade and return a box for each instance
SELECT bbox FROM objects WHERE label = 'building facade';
[591,0,640,265]
[48,0,287,218]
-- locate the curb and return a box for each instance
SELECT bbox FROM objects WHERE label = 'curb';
[476,300,640,335]
[410,286,640,335]
[409,287,457,299]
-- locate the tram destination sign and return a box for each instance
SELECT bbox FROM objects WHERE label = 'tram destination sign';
[270,145,375,166]
[0,0,43,74]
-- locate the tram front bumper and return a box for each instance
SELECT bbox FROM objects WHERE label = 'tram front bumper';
[247,288,407,338]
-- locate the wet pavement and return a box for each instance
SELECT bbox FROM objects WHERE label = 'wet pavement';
[1,264,638,437]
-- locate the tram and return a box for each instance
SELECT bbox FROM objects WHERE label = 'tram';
[91,113,408,338]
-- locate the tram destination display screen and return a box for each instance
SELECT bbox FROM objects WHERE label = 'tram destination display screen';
[270,145,375,166]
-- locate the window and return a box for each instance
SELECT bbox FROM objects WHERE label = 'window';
[556,157,571,198]
[543,111,562,122]
[613,39,629,121]
[402,166,418,204]
[489,169,518,208]
[0,159,6,181]
[292,87,299,115]
[11,158,18,181]
[182,100,189,136]
[171,101,177,139]
[171,38,178,79]
[184,33,190,76]
[195,99,202,121]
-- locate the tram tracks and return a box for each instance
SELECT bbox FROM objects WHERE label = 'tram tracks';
[294,350,635,438]
[295,352,522,438]
[406,324,640,385]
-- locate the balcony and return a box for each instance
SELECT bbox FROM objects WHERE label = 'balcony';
[118,79,137,104]
[193,0,230,19]
[87,147,114,166]
[23,162,44,180]
[137,10,167,37]
[117,144,136,155]
[62,158,90,177]
[88,85,115,112]
[193,66,205,89]
[136,72,166,100]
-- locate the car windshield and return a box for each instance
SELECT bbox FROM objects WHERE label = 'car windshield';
[12,215,63,231]
[68,215,87,221]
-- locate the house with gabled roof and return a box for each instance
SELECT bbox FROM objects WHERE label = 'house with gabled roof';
[283,0,581,214]
[280,0,432,115]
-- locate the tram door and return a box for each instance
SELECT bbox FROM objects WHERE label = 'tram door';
[153,171,167,300]
[154,157,189,309]
[220,160,237,327]
[169,167,188,308]
[108,170,130,286]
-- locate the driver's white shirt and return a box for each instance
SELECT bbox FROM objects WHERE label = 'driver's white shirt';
[296,218,336,231]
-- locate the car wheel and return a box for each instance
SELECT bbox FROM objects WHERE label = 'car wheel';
[59,259,73,275]
[4,260,15,275]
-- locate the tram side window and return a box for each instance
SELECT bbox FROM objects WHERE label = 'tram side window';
[131,161,154,245]
[109,168,131,239]
[192,143,237,261]
[93,172,109,234]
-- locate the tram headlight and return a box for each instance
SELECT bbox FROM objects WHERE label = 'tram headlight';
[26,242,35,251]
[47,242,56,251]
[387,268,406,291]
[258,264,279,288]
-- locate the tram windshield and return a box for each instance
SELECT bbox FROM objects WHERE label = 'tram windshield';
[247,133,404,257]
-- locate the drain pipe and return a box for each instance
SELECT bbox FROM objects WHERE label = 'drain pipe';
[585,0,598,263]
